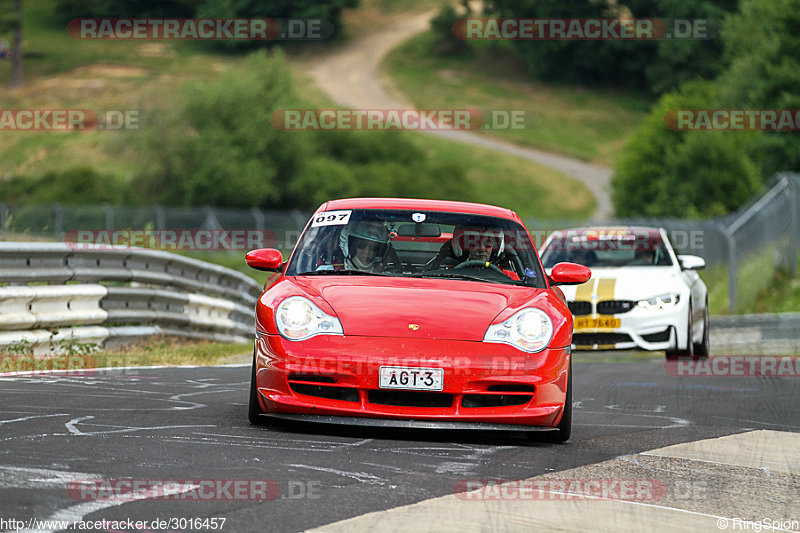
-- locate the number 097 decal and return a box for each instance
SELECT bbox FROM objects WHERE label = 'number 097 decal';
[311,210,352,227]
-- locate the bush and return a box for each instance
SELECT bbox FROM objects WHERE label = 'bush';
[485,0,738,95]
[287,157,359,207]
[0,166,130,205]
[133,50,309,207]
[485,0,656,89]
[612,81,761,217]
[196,0,358,52]
[430,4,469,55]
[716,0,800,178]
[54,0,198,21]
[133,50,474,210]
[612,0,799,218]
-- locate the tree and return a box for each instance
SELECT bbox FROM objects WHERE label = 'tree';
[716,0,800,178]
[10,0,20,87]
[483,0,658,89]
[612,0,800,218]
[0,0,23,86]
[197,0,358,51]
[644,0,738,94]
[55,0,197,21]
[612,81,761,218]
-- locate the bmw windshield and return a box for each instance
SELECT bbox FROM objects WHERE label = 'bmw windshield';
[285,209,546,287]
[541,229,673,268]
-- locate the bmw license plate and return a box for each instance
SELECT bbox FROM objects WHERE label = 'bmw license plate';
[379,366,444,391]
[574,316,621,330]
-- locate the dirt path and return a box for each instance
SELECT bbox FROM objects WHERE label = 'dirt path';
[307,11,614,220]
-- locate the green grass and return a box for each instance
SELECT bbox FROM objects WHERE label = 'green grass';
[699,263,730,316]
[98,338,252,367]
[1,0,595,222]
[742,252,800,314]
[699,251,800,315]
[291,62,597,220]
[748,274,800,314]
[0,0,229,180]
[383,32,652,166]
[413,133,596,219]
[1,338,252,371]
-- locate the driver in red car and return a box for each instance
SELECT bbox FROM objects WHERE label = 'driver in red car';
[429,226,520,280]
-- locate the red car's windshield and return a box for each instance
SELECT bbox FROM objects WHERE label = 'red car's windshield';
[286,209,546,287]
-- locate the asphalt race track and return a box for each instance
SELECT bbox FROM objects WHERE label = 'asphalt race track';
[1,357,799,532]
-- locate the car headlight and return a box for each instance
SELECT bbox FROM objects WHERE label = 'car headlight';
[275,296,343,341]
[637,293,681,311]
[484,308,554,353]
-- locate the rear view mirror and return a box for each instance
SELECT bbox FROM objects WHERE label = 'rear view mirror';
[396,223,441,238]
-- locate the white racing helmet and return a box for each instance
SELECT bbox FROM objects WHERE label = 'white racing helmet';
[339,220,390,269]
[452,226,504,261]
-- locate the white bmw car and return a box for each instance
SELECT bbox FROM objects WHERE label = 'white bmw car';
[540,227,709,358]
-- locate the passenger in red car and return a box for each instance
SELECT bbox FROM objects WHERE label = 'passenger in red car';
[339,220,390,272]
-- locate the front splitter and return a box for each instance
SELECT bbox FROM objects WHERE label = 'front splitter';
[260,413,556,432]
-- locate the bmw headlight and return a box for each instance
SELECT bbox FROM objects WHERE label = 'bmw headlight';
[275,296,343,341]
[484,308,554,353]
[637,293,680,311]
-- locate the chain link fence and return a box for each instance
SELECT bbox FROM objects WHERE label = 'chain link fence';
[1,172,798,313]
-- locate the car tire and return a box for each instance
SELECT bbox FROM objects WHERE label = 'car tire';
[248,351,266,425]
[537,358,572,444]
[666,302,694,359]
[693,298,710,358]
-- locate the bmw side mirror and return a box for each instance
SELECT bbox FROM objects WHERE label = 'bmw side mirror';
[678,255,705,271]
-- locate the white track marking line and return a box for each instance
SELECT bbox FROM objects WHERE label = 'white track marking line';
[285,464,386,485]
[0,414,69,425]
[20,481,198,533]
[0,363,248,378]
[65,416,215,436]
[0,465,101,489]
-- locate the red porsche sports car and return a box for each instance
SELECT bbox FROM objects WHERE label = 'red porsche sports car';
[245,198,590,442]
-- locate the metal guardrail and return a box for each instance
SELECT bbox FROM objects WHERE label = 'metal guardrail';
[710,313,800,354]
[0,243,260,354]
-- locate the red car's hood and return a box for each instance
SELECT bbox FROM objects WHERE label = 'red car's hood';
[293,276,539,341]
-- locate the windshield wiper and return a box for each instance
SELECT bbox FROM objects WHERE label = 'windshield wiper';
[296,270,396,276]
[416,271,496,283]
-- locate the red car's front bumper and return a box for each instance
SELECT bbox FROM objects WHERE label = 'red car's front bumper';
[254,333,570,428]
